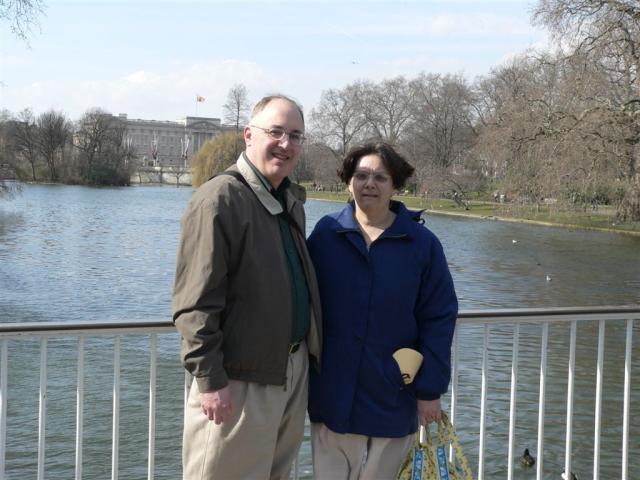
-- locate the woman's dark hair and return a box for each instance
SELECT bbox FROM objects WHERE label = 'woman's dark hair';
[338,142,415,189]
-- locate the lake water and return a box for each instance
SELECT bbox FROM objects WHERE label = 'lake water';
[0,184,639,479]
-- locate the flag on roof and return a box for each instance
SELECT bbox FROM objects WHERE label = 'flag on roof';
[196,95,205,102]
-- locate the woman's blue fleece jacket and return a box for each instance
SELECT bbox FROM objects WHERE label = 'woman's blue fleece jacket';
[307,201,458,438]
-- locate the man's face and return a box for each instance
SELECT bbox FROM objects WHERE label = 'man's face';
[244,98,304,188]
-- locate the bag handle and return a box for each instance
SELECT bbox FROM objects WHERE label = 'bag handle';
[420,412,474,480]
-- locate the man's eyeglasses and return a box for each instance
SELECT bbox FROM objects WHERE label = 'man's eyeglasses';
[352,169,392,184]
[250,125,306,146]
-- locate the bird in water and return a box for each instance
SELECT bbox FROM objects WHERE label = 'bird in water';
[546,274,552,282]
[521,448,535,467]
[561,470,578,480]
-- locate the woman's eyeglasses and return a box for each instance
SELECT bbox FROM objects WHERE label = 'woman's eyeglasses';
[352,170,392,184]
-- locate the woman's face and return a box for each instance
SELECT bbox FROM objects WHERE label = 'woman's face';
[348,154,395,214]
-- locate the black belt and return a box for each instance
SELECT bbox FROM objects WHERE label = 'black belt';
[288,342,301,354]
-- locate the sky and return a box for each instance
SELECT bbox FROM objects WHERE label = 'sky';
[1,0,549,123]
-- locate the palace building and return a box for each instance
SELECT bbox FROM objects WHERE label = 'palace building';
[118,114,234,167]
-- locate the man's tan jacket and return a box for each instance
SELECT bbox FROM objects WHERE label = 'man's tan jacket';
[172,154,322,393]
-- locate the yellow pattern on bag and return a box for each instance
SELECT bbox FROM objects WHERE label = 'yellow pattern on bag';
[397,412,474,480]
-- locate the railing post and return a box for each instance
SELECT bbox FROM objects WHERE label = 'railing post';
[148,334,157,480]
[184,371,190,428]
[621,318,633,480]
[564,320,577,480]
[76,336,85,480]
[507,322,520,480]
[38,337,47,480]
[449,326,459,463]
[478,323,489,480]
[593,320,605,480]
[536,321,549,480]
[112,335,121,480]
[0,339,7,478]
[293,451,300,480]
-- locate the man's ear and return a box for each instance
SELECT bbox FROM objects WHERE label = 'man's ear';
[243,126,252,146]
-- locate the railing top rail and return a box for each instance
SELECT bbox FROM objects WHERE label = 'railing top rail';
[0,319,175,335]
[459,305,640,319]
[458,305,640,324]
[1,305,638,336]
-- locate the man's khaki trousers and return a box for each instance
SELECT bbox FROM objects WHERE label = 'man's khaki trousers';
[183,342,308,480]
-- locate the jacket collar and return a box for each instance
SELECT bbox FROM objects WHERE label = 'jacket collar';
[237,153,284,215]
[335,200,422,240]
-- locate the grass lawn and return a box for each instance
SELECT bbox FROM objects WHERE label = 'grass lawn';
[304,187,640,235]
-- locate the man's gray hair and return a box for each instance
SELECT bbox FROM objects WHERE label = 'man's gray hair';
[250,94,304,125]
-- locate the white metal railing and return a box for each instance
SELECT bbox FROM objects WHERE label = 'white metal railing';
[0,306,637,479]
[0,321,174,480]
[455,306,638,480]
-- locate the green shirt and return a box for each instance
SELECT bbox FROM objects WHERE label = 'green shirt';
[246,158,310,343]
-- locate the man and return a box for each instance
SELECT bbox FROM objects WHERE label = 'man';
[172,94,322,479]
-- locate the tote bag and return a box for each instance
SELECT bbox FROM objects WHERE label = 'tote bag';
[397,412,473,480]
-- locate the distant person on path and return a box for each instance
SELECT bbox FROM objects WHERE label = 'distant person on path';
[172,94,322,479]
[307,142,458,479]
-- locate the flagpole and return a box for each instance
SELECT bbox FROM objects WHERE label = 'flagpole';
[195,95,205,116]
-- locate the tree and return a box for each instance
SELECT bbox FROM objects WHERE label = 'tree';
[12,109,41,181]
[0,110,21,197]
[0,0,45,43]
[310,86,367,158]
[191,132,242,187]
[471,56,554,204]
[469,52,604,209]
[223,83,250,131]
[74,108,132,185]
[532,0,640,221]
[222,84,250,159]
[291,149,314,183]
[302,140,345,189]
[36,110,70,181]
[353,77,414,144]
[166,164,189,187]
[407,73,475,172]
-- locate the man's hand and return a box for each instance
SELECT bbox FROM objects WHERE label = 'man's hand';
[417,398,442,426]
[199,386,233,424]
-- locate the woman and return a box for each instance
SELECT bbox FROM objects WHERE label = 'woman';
[307,143,458,479]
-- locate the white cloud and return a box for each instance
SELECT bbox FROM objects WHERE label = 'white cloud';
[0,60,273,121]
[0,5,549,121]
[321,13,537,38]
[0,54,32,69]
[123,71,156,84]
[492,33,553,69]
[428,13,533,36]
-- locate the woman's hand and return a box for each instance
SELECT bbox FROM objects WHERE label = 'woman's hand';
[417,398,442,425]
